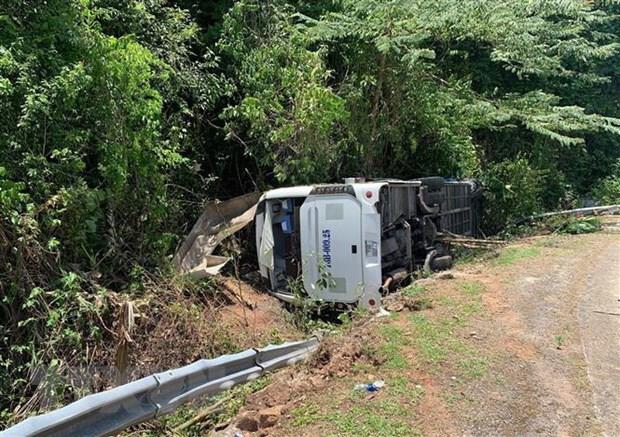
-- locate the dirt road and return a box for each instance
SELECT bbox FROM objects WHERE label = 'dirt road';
[223,230,620,436]
[456,232,620,436]
[578,237,620,436]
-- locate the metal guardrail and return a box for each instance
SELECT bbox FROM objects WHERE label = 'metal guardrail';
[515,204,620,225]
[1,337,319,437]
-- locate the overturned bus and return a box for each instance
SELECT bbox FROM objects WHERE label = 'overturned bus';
[255,177,482,309]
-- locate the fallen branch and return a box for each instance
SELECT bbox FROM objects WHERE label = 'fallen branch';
[449,242,501,249]
[439,232,506,247]
[172,395,232,433]
[443,238,504,245]
[593,310,620,317]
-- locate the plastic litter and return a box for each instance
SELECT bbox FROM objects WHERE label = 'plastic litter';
[354,380,385,392]
[376,307,391,317]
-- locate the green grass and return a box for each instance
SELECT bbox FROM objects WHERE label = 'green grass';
[459,281,485,296]
[444,391,465,405]
[289,375,424,436]
[385,376,424,403]
[285,277,495,435]
[457,281,486,317]
[453,246,491,265]
[402,283,426,297]
[436,295,457,307]
[409,314,451,364]
[291,403,323,426]
[325,399,420,436]
[378,324,409,369]
[380,324,406,343]
[432,281,486,325]
[493,246,541,266]
[400,283,433,311]
[408,283,490,379]
[352,361,374,374]
[303,321,423,435]
[458,357,489,378]
[388,376,414,396]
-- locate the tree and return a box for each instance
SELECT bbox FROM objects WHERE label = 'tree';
[299,0,620,208]
[216,0,349,184]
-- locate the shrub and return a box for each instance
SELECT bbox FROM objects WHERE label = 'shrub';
[593,176,620,204]
[481,157,544,233]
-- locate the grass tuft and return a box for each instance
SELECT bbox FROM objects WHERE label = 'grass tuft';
[379,324,409,369]
[459,281,485,296]
[325,399,420,436]
[291,403,323,426]
[402,283,427,298]
[494,246,540,265]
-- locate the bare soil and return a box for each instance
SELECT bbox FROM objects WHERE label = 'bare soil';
[95,275,301,392]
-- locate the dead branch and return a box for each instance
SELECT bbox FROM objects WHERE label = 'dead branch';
[172,395,232,433]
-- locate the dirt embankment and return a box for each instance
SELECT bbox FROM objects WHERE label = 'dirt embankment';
[212,230,619,437]
[94,275,303,395]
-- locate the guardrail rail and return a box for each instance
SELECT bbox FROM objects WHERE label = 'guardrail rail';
[1,337,319,437]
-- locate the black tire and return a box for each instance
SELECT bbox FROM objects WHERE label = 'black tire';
[431,255,453,271]
[418,177,445,191]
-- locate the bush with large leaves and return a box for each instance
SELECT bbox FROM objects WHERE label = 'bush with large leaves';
[0,0,220,419]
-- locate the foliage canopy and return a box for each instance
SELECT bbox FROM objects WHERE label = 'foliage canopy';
[1,0,619,422]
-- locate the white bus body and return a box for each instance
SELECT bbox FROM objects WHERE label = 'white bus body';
[255,178,481,309]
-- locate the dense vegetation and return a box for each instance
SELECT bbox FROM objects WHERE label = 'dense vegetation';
[1,0,619,423]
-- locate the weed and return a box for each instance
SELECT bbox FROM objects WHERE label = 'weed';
[387,376,425,402]
[545,216,602,235]
[150,376,273,436]
[409,314,449,364]
[380,344,409,369]
[459,281,485,296]
[555,335,565,350]
[153,405,202,436]
[360,342,380,363]
[494,246,540,265]
[453,246,491,265]
[326,400,419,436]
[402,283,426,298]
[535,236,561,248]
[268,327,284,343]
[291,403,323,426]
[337,312,352,326]
[221,377,272,421]
[444,391,465,405]
[378,324,409,369]
[406,297,433,311]
[379,324,406,344]
[458,357,489,378]
[351,362,374,374]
